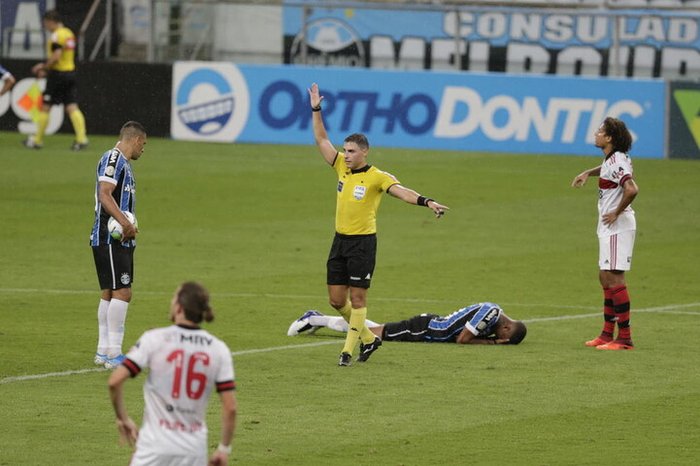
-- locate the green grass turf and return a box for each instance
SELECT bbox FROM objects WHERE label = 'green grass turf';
[1,131,699,465]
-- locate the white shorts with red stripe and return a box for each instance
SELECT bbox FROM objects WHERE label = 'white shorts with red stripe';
[598,230,635,271]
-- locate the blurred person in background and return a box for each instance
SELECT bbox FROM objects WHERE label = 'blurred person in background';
[24,9,88,150]
[0,64,16,96]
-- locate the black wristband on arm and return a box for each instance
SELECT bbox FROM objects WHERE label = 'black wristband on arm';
[311,104,322,112]
[417,196,434,207]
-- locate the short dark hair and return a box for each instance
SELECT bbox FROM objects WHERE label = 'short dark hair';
[508,321,527,345]
[43,10,62,23]
[344,133,369,150]
[176,282,214,324]
[119,121,146,140]
[601,117,632,153]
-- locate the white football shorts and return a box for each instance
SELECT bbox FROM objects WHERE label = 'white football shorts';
[598,230,635,271]
[130,451,207,466]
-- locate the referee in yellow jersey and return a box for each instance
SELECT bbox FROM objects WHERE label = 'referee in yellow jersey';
[308,83,449,366]
[25,9,88,151]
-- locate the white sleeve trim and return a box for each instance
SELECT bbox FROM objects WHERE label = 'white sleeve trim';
[465,323,479,336]
[98,176,118,185]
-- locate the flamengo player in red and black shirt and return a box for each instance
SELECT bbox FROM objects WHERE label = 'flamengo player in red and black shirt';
[108,282,237,465]
[572,117,639,351]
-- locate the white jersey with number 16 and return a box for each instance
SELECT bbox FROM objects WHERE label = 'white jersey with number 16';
[123,325,235,457]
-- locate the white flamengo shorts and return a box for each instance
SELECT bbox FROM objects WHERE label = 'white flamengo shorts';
[598,230,635,271]
[130,451,207,466]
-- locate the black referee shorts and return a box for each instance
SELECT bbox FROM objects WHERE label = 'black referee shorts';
[326,233,377,289]
[92,243,135,290]
[43,70,78,106]
[382,314,439,342]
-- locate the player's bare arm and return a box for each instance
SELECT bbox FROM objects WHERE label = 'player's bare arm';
[571,165,602,187]
[0,74,15,96]
[387,184,449,218]
[32,47,62,75]
[108,365,139,447]
[209,390,237,465]
[455,328,477,344]
[602,178,639,226]
[469,337,510,345]
[456,328,509,345]
[98,182,138,241]
[308,83,337,165]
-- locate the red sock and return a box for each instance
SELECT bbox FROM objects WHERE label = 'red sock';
[601,288,616,338]
[611,285,632,341]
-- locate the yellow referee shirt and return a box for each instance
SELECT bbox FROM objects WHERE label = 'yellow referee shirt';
[333,153,399,235]
[46,26,76,72]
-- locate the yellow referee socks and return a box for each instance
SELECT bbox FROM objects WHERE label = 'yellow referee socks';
[337,299,352,322]
[34,111,49,145]
[68,108,88,144]
[359,325,377,345]
[342,307,367,355]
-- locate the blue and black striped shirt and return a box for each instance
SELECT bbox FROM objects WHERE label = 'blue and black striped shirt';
[90,148,136,247]
[426,303,502,342]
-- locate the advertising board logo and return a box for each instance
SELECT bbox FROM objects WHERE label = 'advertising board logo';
[256,80,646,147]
[0,77,64,135]
[673,90,700,149]
[171,62,249,142]
[290,18,365,66]
[177,69,233,134]
[434,86,645,144]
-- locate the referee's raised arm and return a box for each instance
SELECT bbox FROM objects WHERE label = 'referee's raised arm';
[308,83,338,166]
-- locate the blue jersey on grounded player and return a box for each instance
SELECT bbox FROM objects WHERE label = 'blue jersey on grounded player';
[426,303,502,342]
[90,148,136,247]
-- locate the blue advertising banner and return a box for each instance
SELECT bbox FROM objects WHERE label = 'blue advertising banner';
[171,62,665,158]
[282,2,700,79]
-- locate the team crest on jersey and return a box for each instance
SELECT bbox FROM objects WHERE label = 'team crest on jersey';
[337,180,344,192]
[120,273,131,285]
[476,307,499,331]
[353,185,366,200]
[611,166,625,180]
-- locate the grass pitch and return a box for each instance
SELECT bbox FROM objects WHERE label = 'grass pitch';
[1,131,699,465]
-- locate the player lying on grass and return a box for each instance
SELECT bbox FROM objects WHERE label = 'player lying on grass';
[288,303,527,349]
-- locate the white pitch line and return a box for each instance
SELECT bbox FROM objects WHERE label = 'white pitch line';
[0,287,600,309]
[231,340,338,356]
[656,310,700,316]
[0,367,107,384]
[2,302,699,385]
[0,341,341,385]
[525,302,700,322]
